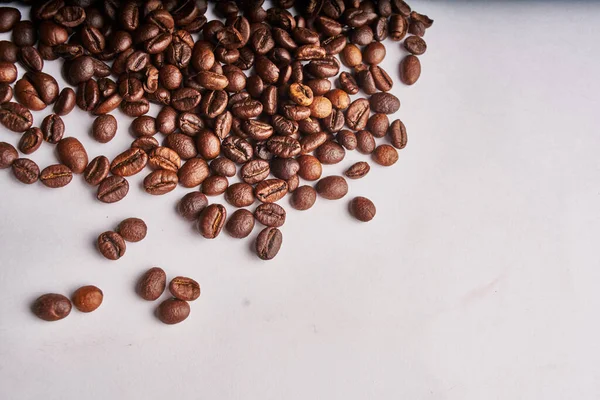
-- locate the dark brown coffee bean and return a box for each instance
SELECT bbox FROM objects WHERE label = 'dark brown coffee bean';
[14,78,45,111]
[280,102,311,122]
[246,75,264,98]
[12,158,39,184]
[54,5,86,28]
[210,157,236,177]
[267,136,301,159]
[254,203,286,227]
[336,130,358,151]
[350,25,373,46]
[0,83,12,104]
[261,85,278,115]
[92,93,124,116]
[272,115,298,137]
[56,137,88,174]
[0,7,20,33]
[290,185,316,211]
[148,146,181,172]
[341,43,362,68]
[323,35,347,55]
[404,35,427,55]
[231,98,263,119]
[97,231,126,260]
[176,112,202,136]
[110,148,147,178]
[169,277,200,302]
[97,175,129,203]
[137,267,166,301]
[32,293,71,322]
[0,102,33,132]
[72,286,103,313]
[356,68,378,95]
[369,92,400,114]
[162,133,195,161]
[201,175,229,196]
[178,158,209,188]
[363,42,386,65]
[224,182,255,208]
[157,298,190,325]
[144,169,178,195]
[12,20,36,47]
[171,87,201,111]
[315,141,346,164]
[222,136,253,163]
[387,119,407,150]
[339,72,359,95]
[356,130,376,154]
[239,159,268,185]
[306,57,339,78]
[120,98,150,117]
[349,196,376,222]
[84,156,110,186]
[75,79,99,112]
[409,20,426,37]
[199,90,228,119]
[370,65,393,92]
[346,98,370,130]
[295,155,321,181]
[40,164,73,188]
[316,175,348,200]
[196,203,227,239]
[177,192,208,221]
[0,141,17,168]
[118,76,144,103]
[271,158,299,180]
[255,227,282,260]
[196,130,220,160]
[38,21,68,46]
[372,144,399,166]
[18,127,43,155]
[400,54,421,85]
[19,46,43,72]
[41,114,64,144]
[155,106,177,135]
[0,41,18,64]
[411,11,434,28]
[116,217,147,243]
[240,119,273,141]
[345,161,370,179]
[132,137,159,154]
[195,70,229,91]
[255,179,288,203]
[295,45,326,61]
[306,78,332,96]
[367,113,390,138]
[53,88,75,116]
[389,14,408,41]
[225,209,255,239]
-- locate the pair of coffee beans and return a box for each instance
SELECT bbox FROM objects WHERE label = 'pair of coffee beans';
[97,218,147,261]
[32,285,103,322]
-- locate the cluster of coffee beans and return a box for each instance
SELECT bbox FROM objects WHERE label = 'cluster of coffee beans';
[32,285,103,321]
[137,266,199,324]
[97,217,148,260]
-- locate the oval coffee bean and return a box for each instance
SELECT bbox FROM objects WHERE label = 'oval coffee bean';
[143,169,178,195]
[0,83,12,104]
[267,136,301,159]
[177,192,208,221]
[12,158,39,184]
[369,92,400,114]
[201,175,229,196]
[148,147,181,172]
[297,155,322,181]
[254,203,286,227]
[0,7,20,33]
[400,55,421,85]
[97,176,129,203]
[196,204,227,239]
[222,136,253,163]
[316,175,348,200]
[116,218,147,243]
[40,164,73,188]
[178,158,210,188]
[345,162,371,179]
[0,141,18,168]
[345,98,370,130]
[241,159,270,184]
[356,130,376,154]
[18,127,43,155]
[111,148,148,177]
[165,133,197,160]
[210,157,236,177]
[137,267,167,301]
[255,227,282,260]
[388,119,408,149]
[0,102,33,132]
[367,113,390,138]
[404,36,427,55]
[290,185,317,211]
[315,141,345,165]
[84,156,110,186]
[97,231,126,260]
[225,209,255,239]
[169,277,200,301]
[349,196,376,222]
[372,144,399,166]
[255,179,288,203]
[32,294,72,322]
[157,298,190,325]
[72,286,103,313]
[225,182,255,208]
[54,87,76,116]
[57,137,88,174]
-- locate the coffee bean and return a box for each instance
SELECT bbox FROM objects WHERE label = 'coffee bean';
[0,41,18,63]
[97,175,129,203]
[270,158,298,180]
[306,78,332,96]
[294,154,320,181]
[349,196,376,222]
[162,133,196,161]
[316,175,348,200]
[169,277,200,301]
[116,218,147,243]
[339,72,359,95]
[223,182,254,208]
[241,119,274,141]
[290,185,317,211]
[170,182,206,218]
[372,144,399,166]
[367,113,390,138]
[118,76,144,102]
[111,148,148,177]
[0,102,33,132]
[54,5,86,28]
[148,146,181,172]
[72,285,103,313]
[53,88,76,116]
[350,26,373,46]
[32,293,71,322]
[12,20,36,47]
[357,69,378,95]
[306,57,339,78]
[315,141,346,165]
[346,98,370,130]
[144,169,178,195]
[389,14,408,41]
[239,159,268,185]
[18,127,43,155]
[370,65,393,92]
[272,115,299,137]
[0,7,20,33]
[388,119,408,149]
[137,267,167,301]
[178,158,210,188]
[255,179,288,203]
[40,164,73,188]
[84,156,110,186]
[409,20,426,37]
[255,203,286,228]
[55,137,88,175]
[171,87,201,111]
[208,157,235,177]
[222,136,253,163]
[199,89,228,118]
[298,132,327,155]
[195,70,229,90]
[196,203,227,239]
[0,141,17,168]
[255,227,282,260]
[157,298,190,325]
[400,54,421,85]
[97,231,126,260]
[404,35,427,55]
[356,130,376,154]
[309,96,333,119]
[363,42,386,65]
[341,44,362,68]
[325,89,350,111]
[201,175,229,196]
[411,11,434,28]
[12,158,39,184]
[225,209,255,239]
[336,130,358,151]
[267,136,301,158]
[18,46,43,72]
[0,83,12,103]
[132,136,159,154]
[41,114,64,144]
[369,92,400,114]
[345,161,371,179]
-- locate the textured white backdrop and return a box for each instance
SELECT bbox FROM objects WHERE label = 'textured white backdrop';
[1,1,600,399]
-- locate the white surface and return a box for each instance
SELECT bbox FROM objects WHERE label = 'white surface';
[1,1,600,399]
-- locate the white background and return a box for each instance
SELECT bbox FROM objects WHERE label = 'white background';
[1,1,600,399]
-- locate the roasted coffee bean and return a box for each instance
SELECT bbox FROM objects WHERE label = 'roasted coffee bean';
[0,7,20,33]
[76,79,99,111]
[32,294,71,322]
[148,146,181,172]
[356,130,376,154]
[295,44,326,61]
[339,72,359,95]
[246,75,264,98]
[120,98,150,117]
[225,209,255,239]
[195,70,229,90]
[369,92,400,114]
[297,155,323,181]
[18,127,43,155]
[97,175,129,203]
[118,76,144,102]
[357,69,378,95]
[367,113,390,138]
[372,144,399,166]
[241,119,273,141]
[0,102,33,132]
[132,136,160,153]
[169,277,201,302]
[171,87,201,111]
[240,159,269,185]
[297,117,322,135]
[178,112,204,136]
[97,231,126,260]
[341,44,362,68]
[129,115,156,138]
[137,267,167,301]
[57,137,88,174]
[111,148,148,177]
[199,89,228,118]
[157,298,190,325]
[255,179,288,203]
[363,42,386,65]
[196,203,227,239]
[144,169,178,195]
[12,158,39,184]
[54,88,76,116]
[325,89,350,110]
[267,136,301,158]
[349,196,376,222]
[315,141,346,164]
[14,77,45,111]
[92,93,123,116]
[164,133,197,160]
[0,141,17,168]
[40,164,73,188]
[306,57,339,78]
[345,161,370,179]
[261,85,278,115]
[0,41,18,64]
[336,130,358,151]
[177,192,208,221]
[72,286,103,313]
[287,173,299,192]
[0,83,12,103]
[389,14,408,41]
[38,21,68,46]
[346,98,370,130]
[231,98,263,119]
[298,132,326,155]
[68,56,95,85]
[272,115,298,136]
[54,5,86,28]
[81,25,105,54]
[84,156,110,186]
[116,218,147,243]
[306,78,331,96]
[409,20,426,37]
[322,35,347,55]
[254,203,286,227]
[222,136,253,163]
[400,54,421,85]
[225,182,255,208]
[210,157,236,177]
[271,158,299,180]
[196,130,221,160]
[215,47,240,65]
[12,21,36,47]
[350,26,373,46]
[156,106,178,135]
[290,185,316,211]
[316,175,348,200]
[40,114,64,144]
[388,119,408,149]
[310,96,333,119]
[370,65,393,92]
[18,46,43,72]
[411,11,434,28]
[255,227,282,260]
[201,175,229,196]
[404,35,427,55]
[178,158,210,188]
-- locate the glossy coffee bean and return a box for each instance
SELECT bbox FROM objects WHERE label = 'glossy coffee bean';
[54,88,76,116]
[255,227,282,260]
[404,36,427,55]
[72,286,103,313]
[111,148,148,177]
[32,294,71,322]
[315,141,345,165]
[157,298,190,325]
[196,204,227,239]
[137,267,167,301]
[316,176,348,200]
[84,156,110,186]
[369,92,400,114]
[345,161,371,179]
[201,175,229,196]
[116,218,147,243]
[0,141,18,168]
[40,164,73,188]
[372,144,399,166]
[18,128,43,155]
[290,185,317,211]
[169,277,200,301]
[144,169,178,195]
[0,102,33,132]
[178,158,210,188]
[349,196,376,222]
[0,83,12,104]
[148,146,181,172]
[255,179,288,203]
[97,176,129,203]
[297,155,322,181]
[225,209,255,239]
[356,130,376,154]
[400,54,421,85]
[11,158,39,184]
[254,203,286,227]
[177,192,208,221]
[57,137,88,174]
[97,231,126,260]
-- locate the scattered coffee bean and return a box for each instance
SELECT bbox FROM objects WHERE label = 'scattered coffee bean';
[40,164,73,188]
[255,203,286,228]
[97,231,126,260]
[116,218,147,243]
[404,36,427,55]
[349,196,376,222]
[316,176,348,200]
[356,130,376,154]
[92,115,117,143]
[97,175,129,203]
[400,54,421,85]
[12,158,39,184]
[255,227,282,260]
[177,192,209,221]
[169,277,200,301]
[225,209,255,239]
[290,185,317,211]
[178,158,210,188]
[41,114,64,144]
[345,162,371,179]
[201,175,229,196]
[196,204,226,239]
[111,148,148,177]
[54,87,76,116]
[137,267,167,301]
[372,144,399,166]
[144,169,178,195]
[56,137,88,174]
[225,182,255,208]
[32,293,71,322]
[0,102,33,132]
[72,285,103,313]
[157,298,190,325]
[0,141,17,168]
[84,156,110,186]
[369,92,400,114]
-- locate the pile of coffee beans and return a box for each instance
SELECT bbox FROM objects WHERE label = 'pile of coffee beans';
[137,266,200,324]
[32,285,103,321]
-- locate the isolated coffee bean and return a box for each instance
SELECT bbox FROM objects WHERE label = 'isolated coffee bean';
[290,185,317,211]
[97,176,129,203]
[316,176,348,200]
[18,127,43,155]
[349,196,376,222]
[32,294,71,322]
[201,175,229,196]
[144,169,178,195]
[40,164,73,188]
[54,88,76,116]
[196,204,227,239]
[97,231,126,260]
[0,102,33,132]
[255,203,286,228]
[0,141,17,168]
[117,218,147,243]
[225,209,255,239]
[400,54,421,85]
[388,119,408,149]
[345,162,371,179]
[57,137,88,174]
[369,92,400,114]
[169,277,200,301]
[12,158,39,184]
[177,192,208,221]
[0,83,12,103]
[372,144,399,166]
[111,148,148,177]
[84,156,110,186]
[255,179,288,203]
[72,286,103,313]
[136,267,166,301]
[255,227,282,260]
[404,36,427,55]
[157,298,190,325]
